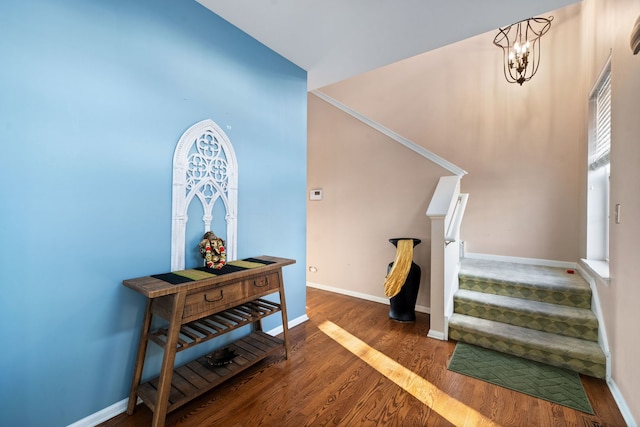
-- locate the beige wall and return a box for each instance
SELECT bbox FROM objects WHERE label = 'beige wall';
[583,0,640,421]
[317,5,584,263]
[308,2,585,305]
[307,93,451,309]
[308,0,640,420]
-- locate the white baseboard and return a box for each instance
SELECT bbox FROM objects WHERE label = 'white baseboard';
[464,252,577,269]
[607,377,637,427]
[67,397,135,427]
[67,314,310,427]
[266,313,309,336]
[306,281,430,314]
[427,329,446,340]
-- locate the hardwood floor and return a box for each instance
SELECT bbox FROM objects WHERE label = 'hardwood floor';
[102,287,627,426]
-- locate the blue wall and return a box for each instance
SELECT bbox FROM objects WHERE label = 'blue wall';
[0,0,307,425]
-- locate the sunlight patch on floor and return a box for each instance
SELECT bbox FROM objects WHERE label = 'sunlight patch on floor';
[317,320,501,427]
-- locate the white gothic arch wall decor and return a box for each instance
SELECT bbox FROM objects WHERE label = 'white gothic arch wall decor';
[171,119,238,271]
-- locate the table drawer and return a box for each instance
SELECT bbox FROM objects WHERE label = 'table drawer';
[183,282,245,319]
[244,272,280,296]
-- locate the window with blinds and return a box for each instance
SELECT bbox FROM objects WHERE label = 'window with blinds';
[589,71,611,171]
[586,61,612,266]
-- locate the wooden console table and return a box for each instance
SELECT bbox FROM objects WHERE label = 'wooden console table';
[123,256,295,427]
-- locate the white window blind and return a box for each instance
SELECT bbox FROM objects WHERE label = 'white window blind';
[589,72,611,171]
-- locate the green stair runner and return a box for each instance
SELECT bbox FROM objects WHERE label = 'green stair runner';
[454,289,599,341]
[449,258,606,379]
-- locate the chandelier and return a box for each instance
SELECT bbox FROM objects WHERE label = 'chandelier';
[631,15,640,54]
[493,16,553,85]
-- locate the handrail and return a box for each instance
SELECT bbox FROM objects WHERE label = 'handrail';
[445,193,469,245]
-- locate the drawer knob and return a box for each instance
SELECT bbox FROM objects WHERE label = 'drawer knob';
[254,277,269,287]
[204,290,224,302]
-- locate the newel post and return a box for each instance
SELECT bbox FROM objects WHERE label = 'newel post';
[426,176,462,340]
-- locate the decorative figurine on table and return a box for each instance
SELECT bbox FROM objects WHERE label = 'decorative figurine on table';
[199,231,226,269]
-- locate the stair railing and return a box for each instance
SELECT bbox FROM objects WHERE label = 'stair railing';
[426,176,468,340]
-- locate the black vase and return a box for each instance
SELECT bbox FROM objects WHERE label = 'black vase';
[387,238,421,322]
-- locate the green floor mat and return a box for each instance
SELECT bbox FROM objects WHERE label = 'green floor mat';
[448,343,594,414]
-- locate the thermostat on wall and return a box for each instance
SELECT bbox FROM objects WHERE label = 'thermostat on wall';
[309,189,323,201]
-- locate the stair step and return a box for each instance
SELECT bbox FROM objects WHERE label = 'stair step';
[448,313,606,378]
[459,258,592,309]
[454,289,599,341]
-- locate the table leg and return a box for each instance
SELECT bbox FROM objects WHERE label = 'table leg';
[127,298,153,415]
[151,292,186,427]
[277,269,291,359]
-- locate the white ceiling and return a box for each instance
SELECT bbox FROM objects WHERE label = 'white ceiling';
[197,0,579,90]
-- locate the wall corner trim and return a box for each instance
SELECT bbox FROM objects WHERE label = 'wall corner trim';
[311,90,467,177]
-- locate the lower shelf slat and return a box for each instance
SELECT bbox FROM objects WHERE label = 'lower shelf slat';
[149,299,281,352]
[137,331,285,413]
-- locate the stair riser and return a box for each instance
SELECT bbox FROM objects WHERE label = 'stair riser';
[449,326,605,379]
[453,298,599,341]
[459,277,592,309]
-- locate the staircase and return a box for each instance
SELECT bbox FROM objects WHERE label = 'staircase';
[448,258,606,379]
